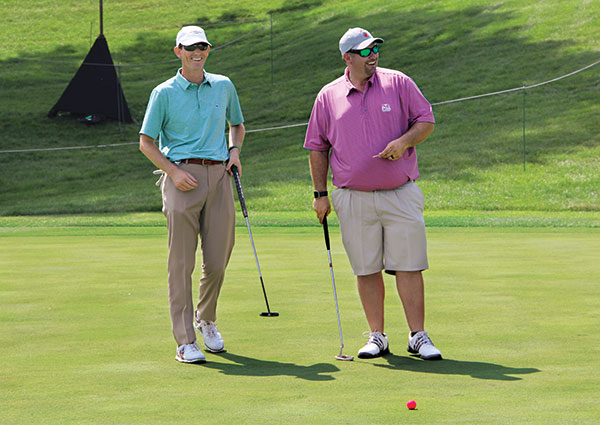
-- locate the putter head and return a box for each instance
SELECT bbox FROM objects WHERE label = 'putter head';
[260,312,279,317]
[335,354,354,361]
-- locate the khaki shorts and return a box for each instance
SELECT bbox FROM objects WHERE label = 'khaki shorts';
[331,181,428,276]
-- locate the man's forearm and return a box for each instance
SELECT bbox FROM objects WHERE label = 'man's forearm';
[397,122,434,149]
[229,123,245,150]
[309,149,330,191]
[376,122,435,159]
[140,133,199,191]
[139,134,179,175]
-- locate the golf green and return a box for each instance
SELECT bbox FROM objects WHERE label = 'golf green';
[1,226,598,424]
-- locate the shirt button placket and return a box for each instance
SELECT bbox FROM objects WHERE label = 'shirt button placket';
[362,93,368,142]
[197,85,202,110]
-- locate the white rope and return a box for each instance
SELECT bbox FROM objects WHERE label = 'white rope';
[245,122,308,133]
[0,124,311,153]
[1,142,138,153]
[0,59,597,154]
[431,58,600,106]
[7,25,266,68]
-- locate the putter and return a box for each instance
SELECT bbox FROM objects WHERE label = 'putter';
[231,165,279,317]
[322,216,354,361]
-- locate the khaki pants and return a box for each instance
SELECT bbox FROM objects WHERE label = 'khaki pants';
[332,181,428,276]
[162,163,235,345]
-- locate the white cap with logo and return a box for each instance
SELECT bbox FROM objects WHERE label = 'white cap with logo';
[339,27,383,54]
[176,26,212,47]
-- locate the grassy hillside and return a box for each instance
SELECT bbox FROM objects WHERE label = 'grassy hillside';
[0,0,598,216]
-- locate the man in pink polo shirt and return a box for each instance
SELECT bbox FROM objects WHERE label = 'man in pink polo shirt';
[304,27,442,360]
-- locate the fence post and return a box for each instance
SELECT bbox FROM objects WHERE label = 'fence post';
[270,12,274,84]
[99,0,104,35]
[522,85,526,171]
[117,62,122,133]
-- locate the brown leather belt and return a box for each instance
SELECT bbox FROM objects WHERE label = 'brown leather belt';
[180,158,225,165]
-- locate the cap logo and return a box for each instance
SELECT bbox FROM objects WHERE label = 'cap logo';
[363,32,368,37]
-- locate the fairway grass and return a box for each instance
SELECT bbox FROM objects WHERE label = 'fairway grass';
[1,225,599,424]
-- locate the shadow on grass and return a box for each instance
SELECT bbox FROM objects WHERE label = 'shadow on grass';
[374,354,540,381]
[197,352,339,381]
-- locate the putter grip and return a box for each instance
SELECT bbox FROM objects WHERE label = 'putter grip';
[231,165,248,218]
[323,216,331,250]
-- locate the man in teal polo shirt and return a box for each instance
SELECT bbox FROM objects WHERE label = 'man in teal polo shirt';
[140,26,245,364]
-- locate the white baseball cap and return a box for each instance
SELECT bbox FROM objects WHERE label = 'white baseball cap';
[339,27,383,54]
[176,26,212,47]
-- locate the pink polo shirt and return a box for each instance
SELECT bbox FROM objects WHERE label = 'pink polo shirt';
[304,67,435,191]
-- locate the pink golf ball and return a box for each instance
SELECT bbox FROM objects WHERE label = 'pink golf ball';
[407,400,417,410]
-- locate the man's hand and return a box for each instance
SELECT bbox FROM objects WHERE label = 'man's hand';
[313,196,331,224]
[226,148,241,177]
[140,133,198,191]
[374,139,409,161]
[374,122,435,160]
[169,167,198,191]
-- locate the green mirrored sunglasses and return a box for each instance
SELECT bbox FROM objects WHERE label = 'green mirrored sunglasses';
[348,45,379,57]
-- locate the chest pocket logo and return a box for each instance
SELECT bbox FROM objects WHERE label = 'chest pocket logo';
[381,104,391,112]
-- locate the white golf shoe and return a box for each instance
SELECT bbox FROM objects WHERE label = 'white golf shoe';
[407,330,442,360]
[194,318,225,353]
[175,342,206,364]
[357,331,389,359]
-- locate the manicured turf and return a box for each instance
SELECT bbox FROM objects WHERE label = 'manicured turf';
[2,1,598,422]
[1,225,599,424]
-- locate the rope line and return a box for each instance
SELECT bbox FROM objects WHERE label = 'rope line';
[6,25,266,68]
[0,59,597,154]
[1,142,139,153]
[246,122,309,133]
[431,58,600,106]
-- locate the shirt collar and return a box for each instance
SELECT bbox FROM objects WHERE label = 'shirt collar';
[175,69,213,89]
[344,67,377,96]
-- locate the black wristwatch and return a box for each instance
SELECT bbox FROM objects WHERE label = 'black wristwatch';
[314,190,328,199]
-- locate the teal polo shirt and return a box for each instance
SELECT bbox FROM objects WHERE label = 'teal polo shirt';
[140,69,244,162]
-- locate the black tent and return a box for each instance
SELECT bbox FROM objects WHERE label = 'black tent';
[48,34,132,123]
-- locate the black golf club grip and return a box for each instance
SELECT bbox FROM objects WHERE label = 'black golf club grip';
[323,216,331,250]
[231,165,248,218]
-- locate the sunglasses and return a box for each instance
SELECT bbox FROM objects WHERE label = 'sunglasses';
[180,43,209,52]
[348,44,380,57]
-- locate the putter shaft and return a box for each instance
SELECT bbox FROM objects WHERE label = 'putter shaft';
[323,217,352,360]
[231,165,278,317]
